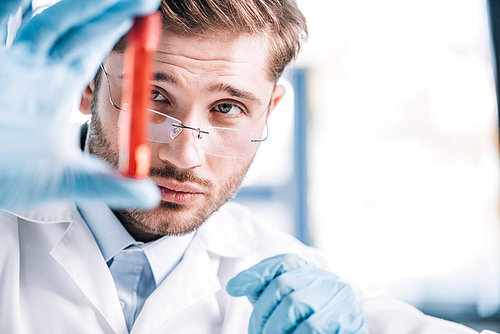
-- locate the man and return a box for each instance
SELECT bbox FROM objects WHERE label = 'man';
[0,0,494,333]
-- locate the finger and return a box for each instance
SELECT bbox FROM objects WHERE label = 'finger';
[0,0,29,14]
[74,175,160,209]
[293,316,368,334]
[292,285,368,334]
[14,0,159,53]
[66,155,161,209]
[50,1,159,77]
[249,264,325,334]
[15,0,119,51]
[0,0,30,45]
[226,254,308,303]
[0,155,161,211]
[263,289,315,334]
[261,274,341,334]
[292,307,368,334]
[0,0,30,23]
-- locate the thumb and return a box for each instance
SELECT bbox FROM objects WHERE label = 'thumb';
[0,0,32,46]
[226,254,307,304]
[67,155,161,209]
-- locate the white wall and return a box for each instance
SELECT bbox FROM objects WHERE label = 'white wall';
[296,0,500,316]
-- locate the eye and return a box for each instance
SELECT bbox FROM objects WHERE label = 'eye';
[151,89,167,102]
[213,102,243,115]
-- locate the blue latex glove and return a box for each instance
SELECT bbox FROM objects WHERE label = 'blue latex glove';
[0,0,31,46]
[226,254,369,334]
[0,0,161,210]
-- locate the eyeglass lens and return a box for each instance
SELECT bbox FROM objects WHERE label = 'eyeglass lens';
[118,108,263,158]
[103,65,267,159]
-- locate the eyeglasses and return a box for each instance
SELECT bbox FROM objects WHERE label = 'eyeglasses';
[100,64,268,158]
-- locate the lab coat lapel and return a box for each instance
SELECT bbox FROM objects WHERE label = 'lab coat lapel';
[131,236,221,333]
[50,210,128,334]
[196,203,266,258]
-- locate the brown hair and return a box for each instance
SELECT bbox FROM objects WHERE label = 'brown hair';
[112,0,307,82]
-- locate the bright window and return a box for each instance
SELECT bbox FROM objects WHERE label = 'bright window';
[298,0,500,329]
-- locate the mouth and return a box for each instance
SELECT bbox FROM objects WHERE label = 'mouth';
[152,178,205,205]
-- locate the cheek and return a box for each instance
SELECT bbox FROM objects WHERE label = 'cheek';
[95,79,121,130]
[96,103,120,142]
[103,115,118,138]
[88,97,121,156]
[207,156,252,187]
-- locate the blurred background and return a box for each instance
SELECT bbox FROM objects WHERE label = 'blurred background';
[55,0,500,331]
[235,0,500,331]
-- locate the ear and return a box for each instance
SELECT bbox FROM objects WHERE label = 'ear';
[267,84,286,117]
[79,81,95,115]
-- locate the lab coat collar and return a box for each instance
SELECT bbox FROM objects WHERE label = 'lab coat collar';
[6,200,266,258]
[131,236,221,333]
[132,203,267,332]
[5,201,266,332]
[196,202,267,258]
[50,207,128,334]
[79,201,196,288]
[6,202,129,334]
[4,200,80,224]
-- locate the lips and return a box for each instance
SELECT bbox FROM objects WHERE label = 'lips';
[152,178,205,205]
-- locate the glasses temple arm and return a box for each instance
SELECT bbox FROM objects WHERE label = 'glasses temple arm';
[100,63,122,111]
[251,123,269,143]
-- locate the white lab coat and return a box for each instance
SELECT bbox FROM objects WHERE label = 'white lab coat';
[0,201,493,334]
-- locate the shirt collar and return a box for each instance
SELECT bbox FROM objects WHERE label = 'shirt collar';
[78,202,134,263]
[77,202,195,287]
[142,233,195,287]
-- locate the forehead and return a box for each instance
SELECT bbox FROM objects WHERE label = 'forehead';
[156,30,270,72]
[105,30,274,103]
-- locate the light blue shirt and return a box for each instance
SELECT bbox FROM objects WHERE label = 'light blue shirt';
[78,203,195,332]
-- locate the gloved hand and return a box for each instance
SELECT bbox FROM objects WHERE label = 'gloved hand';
[0,0,30,46]
[0,0,161,210]
[226,254,368,334]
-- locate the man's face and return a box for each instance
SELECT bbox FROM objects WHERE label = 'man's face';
[81,30,285,241]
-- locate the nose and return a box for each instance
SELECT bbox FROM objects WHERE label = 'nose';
[157,125,206,169]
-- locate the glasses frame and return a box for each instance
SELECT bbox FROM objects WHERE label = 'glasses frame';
[99,64,269,158]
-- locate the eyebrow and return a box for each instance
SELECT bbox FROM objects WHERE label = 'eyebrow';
[209,83,263,105]
[117,72,176,84]
[152,72,264,106]
[154,72,178,85]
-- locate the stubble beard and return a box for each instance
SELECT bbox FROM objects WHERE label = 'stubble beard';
[87,95,252,238]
